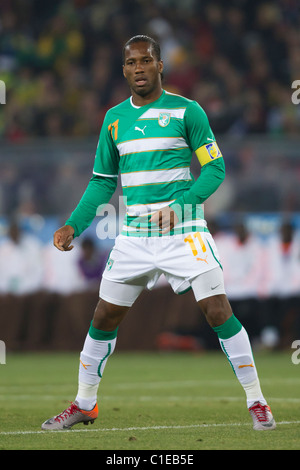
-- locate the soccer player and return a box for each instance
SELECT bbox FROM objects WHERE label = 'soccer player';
[41,35,276,431]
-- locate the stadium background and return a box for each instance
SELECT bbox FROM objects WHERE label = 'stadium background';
[0,0,300,353]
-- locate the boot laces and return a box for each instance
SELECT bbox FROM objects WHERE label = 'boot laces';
[251,402,270,422]
[54,402,78,423]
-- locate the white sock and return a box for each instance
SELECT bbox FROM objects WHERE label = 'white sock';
[75,327,117,410]
[219,327,266,408]
[213,315,266,408]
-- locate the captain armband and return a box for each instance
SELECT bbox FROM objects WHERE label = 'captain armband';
[195,141,223,167]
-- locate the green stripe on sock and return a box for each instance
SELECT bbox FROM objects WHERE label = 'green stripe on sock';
[212,314,242,340]
[89,322,118,341]
[220,340,237,376]
[98,343,111,378]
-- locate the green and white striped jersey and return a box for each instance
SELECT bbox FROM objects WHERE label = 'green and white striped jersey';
[94,89,220,236]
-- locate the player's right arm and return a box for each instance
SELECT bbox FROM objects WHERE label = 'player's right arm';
[53,224,75,251]
[53,112,119,251]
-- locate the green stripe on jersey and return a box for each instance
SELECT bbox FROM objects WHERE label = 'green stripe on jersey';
[120,148,192,174]
[123,179,195,206]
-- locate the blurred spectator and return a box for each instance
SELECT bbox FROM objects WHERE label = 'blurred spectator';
[277,221,300,299]
[218,221,263,339]
[0,218,43,294]
[77,237,107,290]
[259,221,300,348]
[277,222,300,347]
[259,221,300,299]
[42,238,86,294]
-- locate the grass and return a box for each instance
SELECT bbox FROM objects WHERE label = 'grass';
[0,350,299,450]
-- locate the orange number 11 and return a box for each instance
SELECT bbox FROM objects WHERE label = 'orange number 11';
[184,232,207,257]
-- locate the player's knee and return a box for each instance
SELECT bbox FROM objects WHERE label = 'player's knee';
[199,294,232,328]
[92,299,129,331]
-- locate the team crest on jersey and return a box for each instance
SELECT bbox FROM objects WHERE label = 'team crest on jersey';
[158,112,171,127]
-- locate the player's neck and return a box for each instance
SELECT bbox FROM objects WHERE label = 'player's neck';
[131,87,163,107]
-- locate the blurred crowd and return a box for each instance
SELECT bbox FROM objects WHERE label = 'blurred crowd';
[0,219,108,294]
[1,0,300,141]
[0,217,299,348]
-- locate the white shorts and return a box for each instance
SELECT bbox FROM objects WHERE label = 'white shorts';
[100,232,226,306]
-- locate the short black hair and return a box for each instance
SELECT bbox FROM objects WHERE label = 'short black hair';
[122,35,161,64]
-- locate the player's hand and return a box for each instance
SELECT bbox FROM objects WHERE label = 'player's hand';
[150,206,179,234]
[53,225,75,251]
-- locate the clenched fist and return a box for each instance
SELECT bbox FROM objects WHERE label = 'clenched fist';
[53,225,75,251]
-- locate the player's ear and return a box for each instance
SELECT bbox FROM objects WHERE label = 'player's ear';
[158,60,164,75]
[122,65,126,79]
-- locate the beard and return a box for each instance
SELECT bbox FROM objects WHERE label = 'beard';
[133,86,150,97]
[132,82,155,97]
[131,75,162,98]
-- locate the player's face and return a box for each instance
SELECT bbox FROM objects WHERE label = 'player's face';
[123,42,163,104]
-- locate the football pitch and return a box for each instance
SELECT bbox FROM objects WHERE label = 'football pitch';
[0,350,299,450]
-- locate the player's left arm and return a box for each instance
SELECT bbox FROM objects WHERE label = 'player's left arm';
[150,102,225,232]
[169,101,225,219]
[150,148,225,233]
[152,158,224,233]
[172,153,225,208]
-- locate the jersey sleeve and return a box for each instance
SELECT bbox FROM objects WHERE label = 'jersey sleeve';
[184,101,223,167]
[93,112,120,177]
[65,175,118,238]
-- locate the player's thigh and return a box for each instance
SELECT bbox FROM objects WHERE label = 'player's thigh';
[100,276,145,307]
[191,266,225,302]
